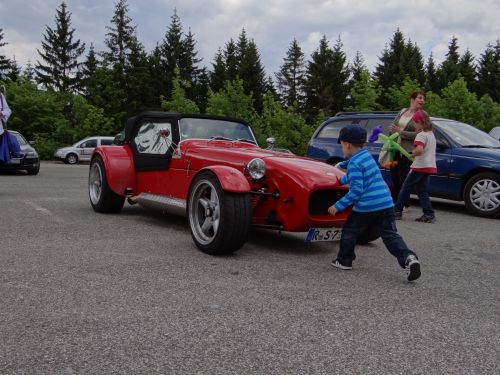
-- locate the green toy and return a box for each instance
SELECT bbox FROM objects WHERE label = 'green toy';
[378,132,414,168]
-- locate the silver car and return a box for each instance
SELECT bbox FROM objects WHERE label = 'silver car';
[54,136,115,164]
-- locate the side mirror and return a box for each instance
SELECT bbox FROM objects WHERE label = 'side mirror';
[266,137,276,148]
[436,140,448,149]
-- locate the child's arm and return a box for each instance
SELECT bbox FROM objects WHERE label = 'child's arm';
[412,144,424,156]
[332,163,364,213]
[412,135,426,156]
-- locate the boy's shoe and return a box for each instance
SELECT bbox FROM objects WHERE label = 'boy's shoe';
[331,260,353,270]
[415,214,436,223]
[405,255,421,282]
[395,211,403,220]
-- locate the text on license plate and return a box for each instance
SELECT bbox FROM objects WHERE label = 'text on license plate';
[305,228,342,242]
[10,158,20,164]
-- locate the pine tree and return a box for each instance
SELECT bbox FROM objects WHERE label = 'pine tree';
[179,29,203,101]
[401,40,425,85]
[304,35,335,119]
[102,0,142,124]
[0,28,11,81]
[161,10,183,100]
[330,37,351,114]
[275,39,306,110]
[458,49,477,93]
[35,2,85,92]
[351,51,366,82]
[425,53,439,93]
[148,45,166,108]
[373,29,406,108]
[210,49,227,92]
[437,36,460,92]
[477,41,500,102]
[81,43,98,99]
[237,32,266,113]
[304,35,350,119]
[348,69,380,111]
[374,29,406,90]
[224,39,239,82]
[7,57,21,81]
[103,0,136,70]
[23,60,36,82]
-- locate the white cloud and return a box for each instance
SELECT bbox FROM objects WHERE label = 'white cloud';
[1,0,499,76]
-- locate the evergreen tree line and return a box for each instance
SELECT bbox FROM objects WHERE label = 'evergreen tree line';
[0,1,499,158]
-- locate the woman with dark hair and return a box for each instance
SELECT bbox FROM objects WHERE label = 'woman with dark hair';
[388,90,426,204]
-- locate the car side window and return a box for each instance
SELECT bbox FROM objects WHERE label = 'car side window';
[135,122,173,155]
[100,139,113,146]
[365,119,394,143]
[80,139,97,148]
[316,120,356,138]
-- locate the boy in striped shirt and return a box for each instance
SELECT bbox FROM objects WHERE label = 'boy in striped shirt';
[329,125,421,281]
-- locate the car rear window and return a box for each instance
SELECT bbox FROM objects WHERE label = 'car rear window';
[316,120,355,138]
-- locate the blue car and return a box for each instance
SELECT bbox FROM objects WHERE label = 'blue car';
[307,112,500,218]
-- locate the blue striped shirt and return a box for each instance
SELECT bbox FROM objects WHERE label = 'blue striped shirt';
[334,148,394,213]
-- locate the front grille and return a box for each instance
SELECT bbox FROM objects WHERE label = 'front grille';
[309,189,348,215]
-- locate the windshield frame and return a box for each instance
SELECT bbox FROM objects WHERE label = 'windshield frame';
[433,119,500,148]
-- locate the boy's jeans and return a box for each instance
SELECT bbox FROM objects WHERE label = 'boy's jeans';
[337,208,416,268]
[395,171,434,216]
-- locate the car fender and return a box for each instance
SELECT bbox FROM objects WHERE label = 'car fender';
[92,146,136,196]
[198,165,251,193]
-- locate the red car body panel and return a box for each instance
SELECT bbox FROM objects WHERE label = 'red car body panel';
[93,113,352,234]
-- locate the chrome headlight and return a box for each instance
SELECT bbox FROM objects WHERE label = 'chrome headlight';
[247,158,266,180]
[26,151,38,157]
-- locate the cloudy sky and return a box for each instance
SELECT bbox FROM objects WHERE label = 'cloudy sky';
[1,0,499,76]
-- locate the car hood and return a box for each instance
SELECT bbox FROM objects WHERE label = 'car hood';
[183,140,344,185]
[453,147,500,161]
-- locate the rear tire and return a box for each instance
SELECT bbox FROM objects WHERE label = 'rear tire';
[463,172,500,218]
[65,153,78,164]
[88,156,125,213]
[188,171,251,255]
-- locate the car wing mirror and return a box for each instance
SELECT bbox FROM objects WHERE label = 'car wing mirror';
[436,140,448,149]
[266,137,276,149]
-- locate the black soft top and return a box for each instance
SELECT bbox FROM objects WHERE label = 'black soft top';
[122,111,250,144]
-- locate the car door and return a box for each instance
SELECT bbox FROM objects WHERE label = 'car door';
[130,115,181,195]
[79,138,98,161]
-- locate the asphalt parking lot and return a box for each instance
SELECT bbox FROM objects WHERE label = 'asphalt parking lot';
[1,162,499,374]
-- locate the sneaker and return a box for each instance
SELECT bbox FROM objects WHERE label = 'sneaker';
[395,211,403,220]
[415,214,436,223]
[403,205,410,212]
[405,255,421,282]
[331,260,352,270]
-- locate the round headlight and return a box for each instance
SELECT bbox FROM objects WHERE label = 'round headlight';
[247,158,266,180]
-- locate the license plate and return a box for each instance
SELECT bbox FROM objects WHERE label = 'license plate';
[10,158,20,164]
[305,228,342,242]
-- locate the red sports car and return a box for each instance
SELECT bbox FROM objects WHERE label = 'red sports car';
[88,112,378,254]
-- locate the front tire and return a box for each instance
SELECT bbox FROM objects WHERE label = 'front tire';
[188,171,251,255]
[26,162,40,175]
[463,172,500,218]
[89,156,125,213]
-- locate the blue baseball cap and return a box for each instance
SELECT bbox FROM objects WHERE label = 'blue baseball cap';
[337,125,367,144]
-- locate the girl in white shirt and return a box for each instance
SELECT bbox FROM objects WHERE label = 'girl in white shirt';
[394,110,437,223]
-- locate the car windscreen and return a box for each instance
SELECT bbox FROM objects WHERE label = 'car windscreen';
[179,118,256,144]
[434,120,500,148]
[12,132,27,145]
